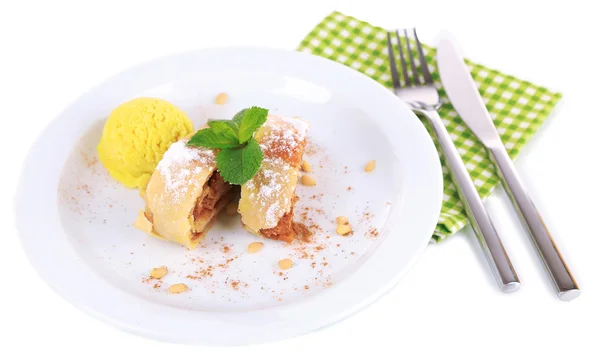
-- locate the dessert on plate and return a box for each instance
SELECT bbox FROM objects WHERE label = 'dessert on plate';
[238,114,309,242]
[134,140,237,249]
[97,99,311,248]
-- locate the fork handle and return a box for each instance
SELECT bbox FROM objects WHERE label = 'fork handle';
[421,109,520,292]
[488,145,579,300]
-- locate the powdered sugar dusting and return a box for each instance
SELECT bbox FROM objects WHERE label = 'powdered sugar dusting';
[156,140,216,202]
[245,158,294,228]
[259,115,309,164]
[258,169,283,198]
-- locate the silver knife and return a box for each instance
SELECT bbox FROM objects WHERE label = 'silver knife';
[437,36,579,301]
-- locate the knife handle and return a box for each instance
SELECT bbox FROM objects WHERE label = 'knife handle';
[422,110,520,292]
[488,146,579,300]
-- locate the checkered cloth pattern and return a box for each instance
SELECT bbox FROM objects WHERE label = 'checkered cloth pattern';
[298,11,562,241]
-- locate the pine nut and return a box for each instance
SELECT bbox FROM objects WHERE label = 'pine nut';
[278,258,293,270]
[336,216,349,225]
[336,224,352,235]
[215,92,228,105]
[248,242,264,253]
[301,160,312,172]
[168,283,188,294]
[364,160,376,172]
[301,174,316,186]
[150,266,168,279]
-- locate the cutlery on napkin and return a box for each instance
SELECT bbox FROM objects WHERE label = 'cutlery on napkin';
[298,11,562,242]
[299,12,577,299]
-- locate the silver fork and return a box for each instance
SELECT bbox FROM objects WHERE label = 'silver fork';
[386,28,520,292]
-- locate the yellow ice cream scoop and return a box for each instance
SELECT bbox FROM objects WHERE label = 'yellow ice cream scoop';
[97,97,194,189]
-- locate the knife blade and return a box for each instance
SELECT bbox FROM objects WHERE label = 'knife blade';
[436,38,503,148]
[436,36,579,300]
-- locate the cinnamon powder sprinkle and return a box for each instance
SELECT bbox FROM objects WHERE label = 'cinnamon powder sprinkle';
[231,281,240,290]
[366,228,380,239]
[81,151,99,168]
[293,222,313,242]
[77,184,91,195]
[309,223,323,233]
[308,193,325,201]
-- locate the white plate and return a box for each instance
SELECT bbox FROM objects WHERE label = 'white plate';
[14,47,443,346]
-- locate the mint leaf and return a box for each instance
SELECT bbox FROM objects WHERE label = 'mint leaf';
[231,109,247,124]
[207,120,239,143]
[216,138,263,184]
[208,119,240,139]
[233,106,269,143]
[187,128,239,149]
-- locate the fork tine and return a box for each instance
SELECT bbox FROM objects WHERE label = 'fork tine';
[386,32,401,90]
[404,29,421,86]
[394,30,411,87]
[413,28,433,84]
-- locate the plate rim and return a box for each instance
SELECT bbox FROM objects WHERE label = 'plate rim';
[14,46,443,346]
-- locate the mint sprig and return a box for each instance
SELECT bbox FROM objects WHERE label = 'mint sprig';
[216,138,264,184]
[187,106,268,185]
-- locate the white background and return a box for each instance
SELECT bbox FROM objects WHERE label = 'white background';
[1,0,599,359]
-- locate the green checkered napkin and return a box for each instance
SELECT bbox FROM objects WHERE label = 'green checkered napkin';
[298,11,562,241]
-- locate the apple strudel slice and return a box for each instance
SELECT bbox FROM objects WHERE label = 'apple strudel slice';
[238,114,309,242]
[134,140,236,249]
